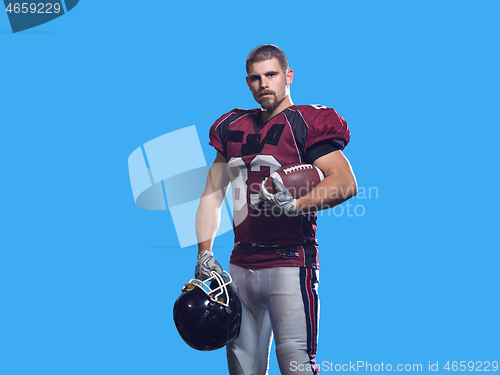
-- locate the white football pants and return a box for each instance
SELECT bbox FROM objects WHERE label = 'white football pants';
[227,264,319,375]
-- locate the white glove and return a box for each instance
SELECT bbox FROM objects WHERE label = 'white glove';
[194,250,223,281]
[259,179,298,216]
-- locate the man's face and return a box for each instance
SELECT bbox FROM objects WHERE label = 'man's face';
[246,58,293,113]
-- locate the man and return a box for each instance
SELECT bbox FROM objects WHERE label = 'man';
[194,45,357,375]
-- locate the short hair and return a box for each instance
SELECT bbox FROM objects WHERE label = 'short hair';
[246,44,289,74]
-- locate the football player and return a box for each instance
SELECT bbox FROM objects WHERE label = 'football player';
[195,45,357,375]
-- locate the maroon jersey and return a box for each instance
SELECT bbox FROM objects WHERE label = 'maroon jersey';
[209,105,350,269]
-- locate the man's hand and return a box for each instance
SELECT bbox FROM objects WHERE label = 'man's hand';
[195,250,223,281]
[259,179,297,216]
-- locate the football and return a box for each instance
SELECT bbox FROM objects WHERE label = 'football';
[264,163,325,199]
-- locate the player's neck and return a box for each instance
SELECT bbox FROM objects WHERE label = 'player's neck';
[261,95,293,122]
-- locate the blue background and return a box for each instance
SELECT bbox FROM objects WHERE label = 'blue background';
[1,1,498,374]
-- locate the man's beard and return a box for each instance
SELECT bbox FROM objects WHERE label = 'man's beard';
[257,90,283,112]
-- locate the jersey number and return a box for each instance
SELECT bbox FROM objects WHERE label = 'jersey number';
[227,155,282,211]
[310,104,328,110]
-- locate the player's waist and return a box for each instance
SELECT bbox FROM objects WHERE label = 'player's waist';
[234,240,316,254]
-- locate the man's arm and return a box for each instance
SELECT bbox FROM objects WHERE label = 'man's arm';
[296,150,357,212]
[195,151,231,254]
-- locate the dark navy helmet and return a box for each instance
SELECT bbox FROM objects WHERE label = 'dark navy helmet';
[173,271,242,351]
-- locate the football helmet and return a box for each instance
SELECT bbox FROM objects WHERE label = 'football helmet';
[173,270,242,351]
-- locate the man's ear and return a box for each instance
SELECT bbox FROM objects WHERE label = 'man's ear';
[286,69,294,86]
[246,76,251,90]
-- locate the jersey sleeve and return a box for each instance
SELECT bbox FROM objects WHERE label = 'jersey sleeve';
[306,139,343,164]
[303,106,351,152]
[209,111,234,158]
